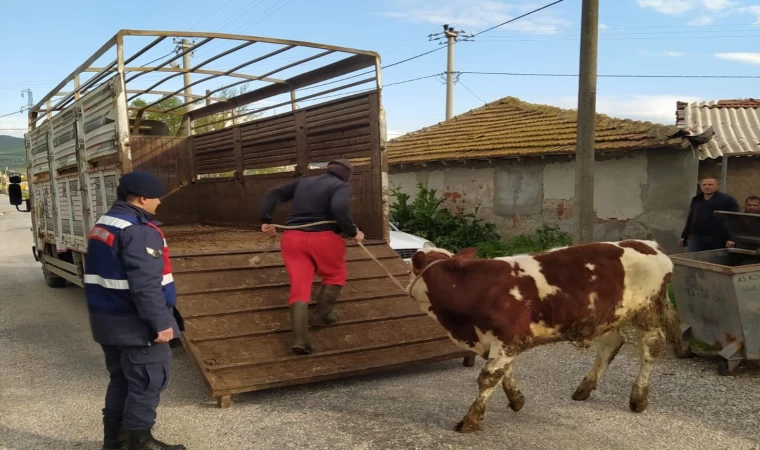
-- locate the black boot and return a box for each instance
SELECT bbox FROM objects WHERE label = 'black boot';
[312,284,341,327]
[102,418,127,450]
[289,302,313,355]
[127,429,186,450]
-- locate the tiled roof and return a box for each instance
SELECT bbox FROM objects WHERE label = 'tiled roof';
[386,96,688,165]
[676,99,760,159]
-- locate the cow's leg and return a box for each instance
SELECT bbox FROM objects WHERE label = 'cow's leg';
[572,328,625,401]
[501,363,524,412]
[455,352,511,433]
[630,327,665,413]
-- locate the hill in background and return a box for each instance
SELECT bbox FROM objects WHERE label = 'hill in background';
[0,135,26,171]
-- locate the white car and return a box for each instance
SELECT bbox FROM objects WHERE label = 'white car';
[388,222,435,262]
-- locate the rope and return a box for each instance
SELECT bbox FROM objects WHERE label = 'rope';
[265,221,419,295]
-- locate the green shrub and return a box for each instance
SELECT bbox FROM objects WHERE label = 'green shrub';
[390,183,571,257]
[477,224,572,258]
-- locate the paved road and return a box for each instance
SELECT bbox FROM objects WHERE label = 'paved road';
[1,195,759,450]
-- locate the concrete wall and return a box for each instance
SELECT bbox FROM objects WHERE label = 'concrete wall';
[389,149,699,254]
[698,156,760,208]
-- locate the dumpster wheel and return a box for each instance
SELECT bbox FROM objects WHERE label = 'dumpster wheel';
[717,359,740,376]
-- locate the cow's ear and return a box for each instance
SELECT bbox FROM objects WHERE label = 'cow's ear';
[411,251,427,274]
[454,247,478,261]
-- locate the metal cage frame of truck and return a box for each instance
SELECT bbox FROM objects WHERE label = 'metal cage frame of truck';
[24,30,472,407]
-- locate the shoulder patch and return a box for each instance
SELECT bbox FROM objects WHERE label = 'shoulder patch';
[145,247,163,258]
[89,226,115,247]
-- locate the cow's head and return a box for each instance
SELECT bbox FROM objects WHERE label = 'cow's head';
[411,246,479,275]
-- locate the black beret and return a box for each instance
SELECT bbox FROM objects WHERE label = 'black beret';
[326,159,353,183]
[117,171,165,199]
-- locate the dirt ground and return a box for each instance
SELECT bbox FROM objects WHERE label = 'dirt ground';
[163,225,277,253]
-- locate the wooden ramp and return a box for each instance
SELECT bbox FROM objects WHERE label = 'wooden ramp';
[165,226,472,407]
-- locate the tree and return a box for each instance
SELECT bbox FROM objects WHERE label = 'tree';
[129,84,260,136]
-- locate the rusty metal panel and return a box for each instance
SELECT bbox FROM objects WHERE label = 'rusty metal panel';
[50,104,78,170]
[27,126,50,175]
[130,136,197,226]
[80,79,121,162]
[164,226,467,401]
[88,170,120,224]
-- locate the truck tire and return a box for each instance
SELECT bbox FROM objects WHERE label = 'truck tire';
[43,268,67,288]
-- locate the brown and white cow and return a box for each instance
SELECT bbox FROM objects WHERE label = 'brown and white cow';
[408,239,678,433]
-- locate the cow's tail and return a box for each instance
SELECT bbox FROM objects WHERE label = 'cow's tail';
[658,273,681,345]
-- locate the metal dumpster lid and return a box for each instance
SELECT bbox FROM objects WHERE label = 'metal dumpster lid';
[715,211,760,248]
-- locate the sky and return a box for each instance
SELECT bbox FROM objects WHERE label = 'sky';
[0,0,759,140]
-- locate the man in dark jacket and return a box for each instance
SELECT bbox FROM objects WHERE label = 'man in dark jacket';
[259,159,364,355]
[680,176,740,252]
[85,171,185,450]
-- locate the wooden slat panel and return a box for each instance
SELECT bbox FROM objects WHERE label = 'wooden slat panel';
[172,242,399,272]
[308,119,370,135]
[304,96,369,121]
[197,160,237,173]
[194,316,446,368]
[309,135,370,152]
[309,143,372,161]
[206,339,464,395]
[240,139,296,156]
[186,296,423,340]
[306,127,370,145]
[173,258,410,294]
[242,155,298,170]
[176,277,408,318]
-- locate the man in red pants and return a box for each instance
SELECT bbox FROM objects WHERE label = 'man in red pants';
[259,159,364,354]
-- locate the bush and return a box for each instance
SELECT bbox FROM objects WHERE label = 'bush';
[390,183,572,257]
[477,224,572,258]
[390,183,500,253]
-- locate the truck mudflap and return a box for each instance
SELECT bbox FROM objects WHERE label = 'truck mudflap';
[168,232,471,408]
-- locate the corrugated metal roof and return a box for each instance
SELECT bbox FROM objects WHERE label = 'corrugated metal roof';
[387,96,688,166]
[676,99,760,160]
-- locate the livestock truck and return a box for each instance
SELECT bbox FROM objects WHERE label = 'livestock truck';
[23,30,471,408]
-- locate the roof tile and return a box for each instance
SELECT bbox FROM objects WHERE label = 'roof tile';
[387,96,686,165]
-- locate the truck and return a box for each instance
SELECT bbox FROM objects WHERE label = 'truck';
[23,30,471,408]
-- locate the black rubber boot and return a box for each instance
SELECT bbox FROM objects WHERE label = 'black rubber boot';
[289,302,313,355]
[312,284,341,327]
[127,429,186,450]
[102,418,127,450]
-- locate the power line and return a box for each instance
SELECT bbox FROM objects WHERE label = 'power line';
[458,80,487,105]
[188,0,236,31]
[472,0,565,37]
[458,71,760,79]
[303,0,567,91]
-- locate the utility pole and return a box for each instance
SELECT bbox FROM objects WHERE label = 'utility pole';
[444,25,458,120]
[430,25,474,121]
[574,0,599,245]
[174,38,194,136]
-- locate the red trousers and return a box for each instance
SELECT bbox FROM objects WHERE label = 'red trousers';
[280,230,347,305]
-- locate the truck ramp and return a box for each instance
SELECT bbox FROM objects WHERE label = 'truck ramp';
[165,226,471,407]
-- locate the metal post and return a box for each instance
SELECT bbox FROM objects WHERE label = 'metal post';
[721,154,729,193]
[182,38,193,136]
[574,0,599,245]
[444,25,458,121]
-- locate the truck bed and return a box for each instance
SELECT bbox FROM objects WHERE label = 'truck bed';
[164,225,469,406]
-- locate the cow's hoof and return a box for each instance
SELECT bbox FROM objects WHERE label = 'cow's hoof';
[629,385,649,413]
[508,393,525,412]
[572,389,592,401]
[629,399,648,413]
[572,380,595,401]
[454,420,480,433]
